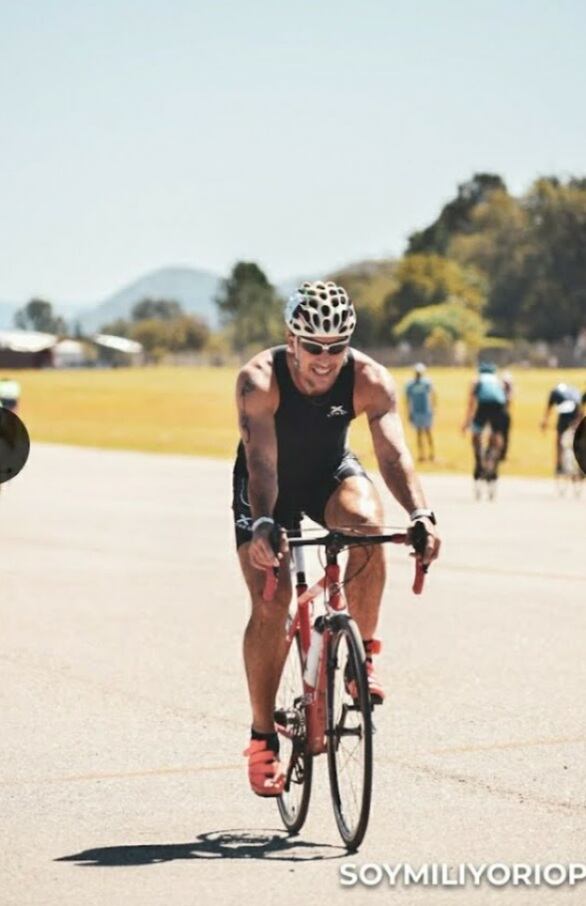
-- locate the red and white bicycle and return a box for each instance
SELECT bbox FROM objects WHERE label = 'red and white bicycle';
[265,522,429,851]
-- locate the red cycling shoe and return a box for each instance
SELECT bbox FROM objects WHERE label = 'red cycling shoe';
[345,639,385,705]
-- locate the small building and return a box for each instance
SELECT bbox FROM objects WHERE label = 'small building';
[53,339,95,368]
[0,330,56,368]
[92,334,144,367]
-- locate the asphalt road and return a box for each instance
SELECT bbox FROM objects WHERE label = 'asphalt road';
[1,444,585,906]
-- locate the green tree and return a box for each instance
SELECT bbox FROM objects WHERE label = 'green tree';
[447,189,531,338]
[131,298,184,322]
[446,176,586,340]
[215,262,283,350]
[14,298,66,334]
[394,300,489,349]
[517,177,586,340]
[99,317,131,337]
[408,173,507,255]
[327,260,397,346]
[383,254,487,337]
[164,314,209,351]
[128,318,170,361]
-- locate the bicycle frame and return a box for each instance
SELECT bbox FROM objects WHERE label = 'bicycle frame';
[269,529,420,758]
[283,542,344,756]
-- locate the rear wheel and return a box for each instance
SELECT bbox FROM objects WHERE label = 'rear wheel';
[326,616,373,851]
[275,630,313,834]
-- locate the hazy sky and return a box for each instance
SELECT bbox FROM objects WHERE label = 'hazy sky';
[1,0,584,304]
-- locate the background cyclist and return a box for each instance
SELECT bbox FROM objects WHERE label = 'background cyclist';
[405,362,436,462]
[540,382,582,474]
[461,361,507,480]
[233,281,440,798]
[0,376,21,413]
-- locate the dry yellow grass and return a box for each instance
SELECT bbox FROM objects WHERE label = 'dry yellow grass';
[14,364,586,477]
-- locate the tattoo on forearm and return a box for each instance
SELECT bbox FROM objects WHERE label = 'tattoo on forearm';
[238,377,256,444]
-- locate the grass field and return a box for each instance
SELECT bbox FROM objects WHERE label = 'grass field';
[13,365,586,477]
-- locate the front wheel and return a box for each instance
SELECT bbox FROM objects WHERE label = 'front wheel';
[275,630,313,834]
[326,616,373,850]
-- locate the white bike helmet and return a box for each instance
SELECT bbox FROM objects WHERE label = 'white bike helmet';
[285,281,356,338]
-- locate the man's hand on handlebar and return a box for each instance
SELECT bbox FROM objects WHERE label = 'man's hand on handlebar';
[248,522,288,572]
[409,517,441,568]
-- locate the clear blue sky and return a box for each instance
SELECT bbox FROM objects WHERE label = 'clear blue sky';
[1,0,584,305]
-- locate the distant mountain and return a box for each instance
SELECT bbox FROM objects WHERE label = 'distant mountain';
[1,263,374,336]
[76,266,223,333]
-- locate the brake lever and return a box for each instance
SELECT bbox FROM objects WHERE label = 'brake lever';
[410,520,429,596]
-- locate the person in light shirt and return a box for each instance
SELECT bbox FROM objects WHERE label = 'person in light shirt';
[405,363,436,462]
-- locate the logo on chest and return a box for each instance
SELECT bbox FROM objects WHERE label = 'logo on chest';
[327,405,348,418]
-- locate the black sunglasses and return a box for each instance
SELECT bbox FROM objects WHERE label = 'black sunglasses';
[299,338,349,356]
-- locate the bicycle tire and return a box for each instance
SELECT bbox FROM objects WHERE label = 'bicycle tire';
[275,630,313,834]
[326,615,373,850]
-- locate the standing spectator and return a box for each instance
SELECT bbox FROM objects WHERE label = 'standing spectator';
[405,363,436,462]
[0,377,21,413]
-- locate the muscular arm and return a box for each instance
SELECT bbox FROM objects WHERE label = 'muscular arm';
[236,365,278,521]
[358,364,428,514]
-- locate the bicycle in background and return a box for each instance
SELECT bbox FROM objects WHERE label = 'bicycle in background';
[473,432,501,501]
[264,521,429,850]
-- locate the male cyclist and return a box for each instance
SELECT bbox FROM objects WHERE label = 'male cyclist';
[405,363,436,462]
[540,382,582,474]
[233,281,441,797]
[461,362,507,481]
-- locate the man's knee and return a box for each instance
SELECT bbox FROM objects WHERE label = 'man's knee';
[325,476,384,531]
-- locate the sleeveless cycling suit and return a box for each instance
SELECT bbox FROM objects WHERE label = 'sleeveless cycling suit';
[472,374,507,434]
[232,346,368,546]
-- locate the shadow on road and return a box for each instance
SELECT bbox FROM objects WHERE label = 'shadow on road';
[55,828,344,866]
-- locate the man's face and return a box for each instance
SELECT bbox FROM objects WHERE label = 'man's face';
[287,333,350,392]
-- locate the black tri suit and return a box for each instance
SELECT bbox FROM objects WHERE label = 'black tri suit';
[232,346,368,547]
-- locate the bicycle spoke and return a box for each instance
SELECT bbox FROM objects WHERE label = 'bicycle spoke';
[275,632,313,833]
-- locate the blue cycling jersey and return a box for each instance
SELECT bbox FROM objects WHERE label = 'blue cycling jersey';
[474,374,506,405]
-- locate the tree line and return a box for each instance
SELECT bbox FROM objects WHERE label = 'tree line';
[12,172,586,358]
[12,298,210,359]
[212,173,586,354]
